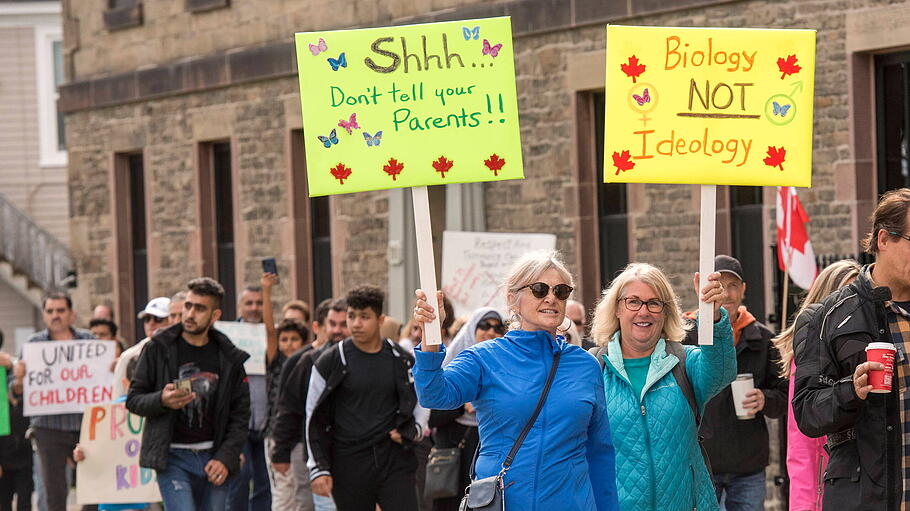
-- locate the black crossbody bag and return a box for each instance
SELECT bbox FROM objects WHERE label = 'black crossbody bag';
[459,350,561,511]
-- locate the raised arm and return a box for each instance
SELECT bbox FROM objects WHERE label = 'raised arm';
[262,272,279,365]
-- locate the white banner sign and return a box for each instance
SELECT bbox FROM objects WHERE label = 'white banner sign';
[441,231,557,319]
[22,340,116,416]
[76,402,161,504]
[214,322,266,375]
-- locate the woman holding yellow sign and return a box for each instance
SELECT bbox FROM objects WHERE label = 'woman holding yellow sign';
[411,251,619,511]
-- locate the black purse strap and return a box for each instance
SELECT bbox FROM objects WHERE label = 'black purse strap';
[468,350,562,479]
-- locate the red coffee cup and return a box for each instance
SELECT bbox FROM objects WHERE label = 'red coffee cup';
[865,342,896,393]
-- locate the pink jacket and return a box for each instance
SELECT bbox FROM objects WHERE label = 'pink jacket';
[787,362,828,511]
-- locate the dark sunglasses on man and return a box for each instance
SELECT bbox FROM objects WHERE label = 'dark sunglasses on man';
[517,282,574,301]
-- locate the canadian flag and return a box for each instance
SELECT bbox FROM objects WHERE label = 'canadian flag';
[776,186,818,289]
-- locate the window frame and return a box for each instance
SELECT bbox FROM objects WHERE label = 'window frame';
[34,24,66,168]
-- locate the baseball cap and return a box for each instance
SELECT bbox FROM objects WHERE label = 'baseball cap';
[138,297,171,319]
[714,255,744,282]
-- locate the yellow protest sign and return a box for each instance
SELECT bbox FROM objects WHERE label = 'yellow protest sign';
[604,25,815,186]
[295,17,523,196]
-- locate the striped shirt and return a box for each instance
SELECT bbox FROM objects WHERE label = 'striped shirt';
[889,301,910,510]
[25,328,96,432]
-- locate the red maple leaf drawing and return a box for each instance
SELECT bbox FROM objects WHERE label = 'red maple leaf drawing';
[763,146,786,171]
[432,156,454,178]
[611,150,635,175]
[330,163,352,184]
[777,54,801,80]
[620,55,646,83]
[383,158,404,181]
[484,154,506,176]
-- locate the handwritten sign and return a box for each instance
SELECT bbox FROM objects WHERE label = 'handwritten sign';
[22,341,115,416]
[441,231,557,318]
[0,370,9,436]
[214,322,266,376]
[76,402,161,504]
[295,17,523,196]
[604,25,815,186]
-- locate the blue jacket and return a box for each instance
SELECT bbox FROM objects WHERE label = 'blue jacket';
[414,330,619,511]
[602,311,736,511]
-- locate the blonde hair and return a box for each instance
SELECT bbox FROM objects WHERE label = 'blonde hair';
[591,263,687,346]
[503,250,575,330]
[772,259,861,377]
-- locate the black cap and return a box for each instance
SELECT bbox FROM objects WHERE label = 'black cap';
[714,255,744,282]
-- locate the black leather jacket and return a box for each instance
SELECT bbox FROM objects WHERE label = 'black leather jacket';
[126,323,251,474]
[792,265,900,510]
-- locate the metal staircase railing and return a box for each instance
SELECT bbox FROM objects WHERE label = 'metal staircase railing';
[0,192,74,292]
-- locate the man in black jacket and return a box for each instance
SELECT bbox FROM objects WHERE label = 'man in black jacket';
[307,286,428,511]
[794,188,910,510]
[684,255,787,511]
[271,297,349,510]
[127,277,250,511]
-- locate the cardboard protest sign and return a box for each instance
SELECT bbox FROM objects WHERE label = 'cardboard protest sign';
[76,402,161,504]
[0,370,9,436]
[441,231,556,318]
[296,17,523,196]
[214,322,266,375]
[22,341,116,416]
[604,25,815,187]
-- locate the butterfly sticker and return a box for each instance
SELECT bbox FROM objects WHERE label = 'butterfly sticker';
[632,88,651,106]
[772,101,792,117]
[309,38,327,56]
[327,53,347,71]
[462,26,480,40]
[363,131,382,147]
[317,129,339,148]
[482,39,503,58]
[338,113,360,135]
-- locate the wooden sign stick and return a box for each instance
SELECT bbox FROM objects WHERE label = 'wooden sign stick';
[698,184,716,345]
[412,186,443,345]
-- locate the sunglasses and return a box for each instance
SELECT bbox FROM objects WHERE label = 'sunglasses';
[143,315,166,324]
[476,320,506,334]
[517,282,574,301]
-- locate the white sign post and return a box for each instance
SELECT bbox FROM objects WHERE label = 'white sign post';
[412,187,443,346]
[698,185,716,345]
[214,322,267,375]
[22,341,116,416]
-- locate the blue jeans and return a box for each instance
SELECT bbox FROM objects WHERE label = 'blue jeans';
[713,470,766,511]
[312,493,336,511]
[156,448,231,511]
[226,433,271,511]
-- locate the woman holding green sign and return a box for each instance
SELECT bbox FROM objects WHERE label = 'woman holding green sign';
[411,250,619,511]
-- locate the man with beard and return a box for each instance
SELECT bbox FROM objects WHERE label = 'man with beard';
[127,277,250,511]
[271,298,349,511]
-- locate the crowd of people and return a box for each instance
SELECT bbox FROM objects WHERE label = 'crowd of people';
[0,187,909,511]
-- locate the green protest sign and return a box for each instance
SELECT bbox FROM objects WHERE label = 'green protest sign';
[0,370,10,436]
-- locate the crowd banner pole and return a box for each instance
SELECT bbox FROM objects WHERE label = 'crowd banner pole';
[698,184,716,346]
[412,186,443,346]
[781,267,791,330]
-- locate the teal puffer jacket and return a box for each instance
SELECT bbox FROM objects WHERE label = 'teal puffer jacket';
[602,311,736,511]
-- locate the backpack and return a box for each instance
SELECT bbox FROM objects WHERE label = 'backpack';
[588,341,711,472]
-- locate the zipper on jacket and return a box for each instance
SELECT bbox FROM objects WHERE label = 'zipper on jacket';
[641,405,646,416]
[690,465,698,511]
[639,403,657,509]
[815,453,824,510]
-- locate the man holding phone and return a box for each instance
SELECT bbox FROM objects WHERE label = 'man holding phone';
[127,277,251,511]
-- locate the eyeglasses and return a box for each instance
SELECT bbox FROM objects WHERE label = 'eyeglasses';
[517,282,574,301]
[620,297,666,313]
[887,231,910,243]
[476,320,505,334]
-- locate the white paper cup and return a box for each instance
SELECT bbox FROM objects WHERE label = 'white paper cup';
[731,373,755,420]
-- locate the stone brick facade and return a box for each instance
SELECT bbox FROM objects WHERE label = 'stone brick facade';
[63,1,910,507]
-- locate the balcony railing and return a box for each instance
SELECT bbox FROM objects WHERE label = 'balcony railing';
[0,192,74,292]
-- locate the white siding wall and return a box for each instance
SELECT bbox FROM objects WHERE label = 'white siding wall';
[0,280,38,356]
